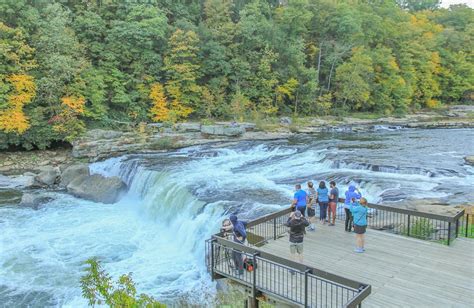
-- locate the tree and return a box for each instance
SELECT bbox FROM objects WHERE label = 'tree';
[335,47,373,111]
[0,74,36,133]
[81,258,165,307]
[51,95,86,142]
[0,22,36,134]
[149,83,170,122]
[163,29,201,119]
[397,0,440,12]
[276,78,299,114]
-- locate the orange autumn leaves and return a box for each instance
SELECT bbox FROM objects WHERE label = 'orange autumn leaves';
[0,74,36,134]
[149,82,192,123]
[50,96,86,141]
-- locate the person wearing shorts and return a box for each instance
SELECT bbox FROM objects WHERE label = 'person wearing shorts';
[350,198,368,253]
[285,210,309,263]
[306,181,317,231]
[328,181,339,226]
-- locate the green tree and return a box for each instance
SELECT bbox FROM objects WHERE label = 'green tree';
[163,29,201,119]
[335,47,373,111]
[397,0,440,12]
[81,258,165,307]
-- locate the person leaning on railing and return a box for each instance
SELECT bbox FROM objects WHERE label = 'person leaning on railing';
[291,184,308,216]
[229,214,248,275]
[344,185,362,232]
[351,198,368,253]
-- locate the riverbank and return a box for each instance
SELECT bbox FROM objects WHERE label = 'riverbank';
[1,105,474,174]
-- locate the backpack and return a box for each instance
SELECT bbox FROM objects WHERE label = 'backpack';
[243,257,257,272]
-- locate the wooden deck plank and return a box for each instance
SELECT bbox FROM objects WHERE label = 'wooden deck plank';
[258,222,474,307]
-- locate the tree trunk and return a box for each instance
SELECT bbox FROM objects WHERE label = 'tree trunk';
[327,59,336,92]
[317,41,323,83]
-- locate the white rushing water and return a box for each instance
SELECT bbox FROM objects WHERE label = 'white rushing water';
[1,129,473,307]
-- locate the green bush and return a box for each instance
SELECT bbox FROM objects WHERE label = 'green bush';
[80,258,165,307]
[401,218,435,239]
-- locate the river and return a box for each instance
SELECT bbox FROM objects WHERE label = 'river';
[0,128,473,307]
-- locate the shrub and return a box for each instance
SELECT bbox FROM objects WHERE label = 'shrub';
[401,218,435,239]
[80,258,165,307]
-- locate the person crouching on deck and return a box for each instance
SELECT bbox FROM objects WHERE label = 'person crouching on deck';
[285,210,309,263]
[350,198,368,253]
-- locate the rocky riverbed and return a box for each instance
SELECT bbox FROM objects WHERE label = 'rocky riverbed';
[1,106,473,208]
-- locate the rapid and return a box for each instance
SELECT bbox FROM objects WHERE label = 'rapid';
[0,128,473,307]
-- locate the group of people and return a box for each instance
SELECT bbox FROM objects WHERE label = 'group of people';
[221,182,368,275]
[291,181,340,230]
[287,182,368,263]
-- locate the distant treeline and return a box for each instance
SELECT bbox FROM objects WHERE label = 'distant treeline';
[0,0,473,149]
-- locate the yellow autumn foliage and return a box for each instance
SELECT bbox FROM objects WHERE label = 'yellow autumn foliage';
[0,74,36,134]
[61,96,85,114]
[149,83,170,122]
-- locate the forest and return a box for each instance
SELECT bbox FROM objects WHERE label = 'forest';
[0,0,473,149]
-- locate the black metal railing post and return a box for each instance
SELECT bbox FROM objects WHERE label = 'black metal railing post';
[304,269,311,307]
[251,252,260,308]
[466,214,469,237]
[455,219,459,238]
[273,217,277,240]
[447,222,451,246]
[210,238,216,280]
[407,215,411,237]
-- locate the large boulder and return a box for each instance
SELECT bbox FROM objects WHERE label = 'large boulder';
[67,174,127,204]
[19,193,53,209]
[34,166,60,187]
[60,164,90,188]
[201,125,245,137]
[464,156,474,166]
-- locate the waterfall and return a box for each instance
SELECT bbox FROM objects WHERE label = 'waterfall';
[1,128,473,307]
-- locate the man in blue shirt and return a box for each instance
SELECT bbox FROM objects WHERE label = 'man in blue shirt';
[291,184,307,216]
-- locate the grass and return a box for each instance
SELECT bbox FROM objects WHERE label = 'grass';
[464,111,474,119]
[348,112,386,120]
[459,221,474,239]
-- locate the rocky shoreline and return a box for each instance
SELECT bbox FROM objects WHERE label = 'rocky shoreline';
[0,106,473,208]
[0,106,473,173]
[71,106,474,162]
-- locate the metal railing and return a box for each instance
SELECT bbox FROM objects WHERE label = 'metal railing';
[206,200,466,307]
[459,213,473,238]
[331,199,465,245]
[206,237,371,308]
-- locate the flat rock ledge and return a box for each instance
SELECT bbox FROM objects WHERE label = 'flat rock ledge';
[72,126,293,161]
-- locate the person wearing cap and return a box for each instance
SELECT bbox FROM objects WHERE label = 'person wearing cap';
[344,185,361,232]
[284,210,309,263]
[229,214,248,275]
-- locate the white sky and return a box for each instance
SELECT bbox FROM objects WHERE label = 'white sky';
[440,0,474,8]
